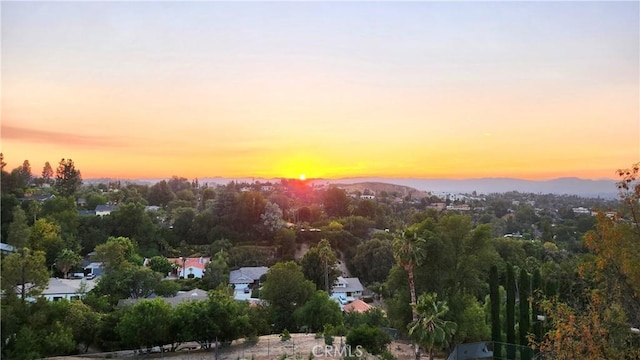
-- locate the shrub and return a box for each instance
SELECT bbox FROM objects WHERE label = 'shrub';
[280,329,291,341]
[324,333,334,346]
[346,325,391,355]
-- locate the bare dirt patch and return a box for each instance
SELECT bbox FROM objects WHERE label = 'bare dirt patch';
[52,334,444,360]
[142,334,421,360]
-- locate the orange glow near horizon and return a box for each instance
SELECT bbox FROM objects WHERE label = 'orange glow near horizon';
[2,2,638,181]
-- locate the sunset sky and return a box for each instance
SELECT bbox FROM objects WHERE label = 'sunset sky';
[2,2,639,180]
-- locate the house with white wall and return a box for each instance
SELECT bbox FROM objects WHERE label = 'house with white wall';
[168,257,210,278]
[229,266,269,300]
[332,276,364,303]
[40,278,98,302]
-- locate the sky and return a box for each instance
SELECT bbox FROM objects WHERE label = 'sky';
[2,1,639,180]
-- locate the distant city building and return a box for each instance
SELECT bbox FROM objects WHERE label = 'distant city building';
[572,207,591,215]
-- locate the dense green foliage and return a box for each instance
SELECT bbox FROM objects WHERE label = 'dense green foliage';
[346,324,391,355]
[294,290,343,332]
[261,261,315,332]
[505,263,516,359]
[2,154,638,358]
[489,265,501,358]
[518,269,531,360]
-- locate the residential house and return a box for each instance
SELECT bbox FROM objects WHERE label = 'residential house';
[229,266,269,300]
[95,204,118,216]
[343,299,373,313]
[23,193,55,203]
[41,277,98,302]
[83,262,104,277]
[168,257,210,278]
[332,276,364,303]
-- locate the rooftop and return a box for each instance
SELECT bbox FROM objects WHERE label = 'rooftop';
[229,266,269,284]
[43,277,98,296]
[343,299,373,313]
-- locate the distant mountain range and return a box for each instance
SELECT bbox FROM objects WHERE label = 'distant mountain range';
[321,177,619,198]
[87,176,620,198]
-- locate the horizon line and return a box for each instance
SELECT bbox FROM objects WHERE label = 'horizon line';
[82,175,619,182]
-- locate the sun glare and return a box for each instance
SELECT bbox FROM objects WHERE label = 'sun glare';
[299,174,306,181]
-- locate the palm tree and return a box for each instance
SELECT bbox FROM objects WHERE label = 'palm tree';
[317,239,337,292]
[393,231,426,311]
[55,248,82,279]
[408,293,457,360]
[393,231,426,360]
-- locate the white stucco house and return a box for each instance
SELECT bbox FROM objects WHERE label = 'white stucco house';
[168,257,210,279]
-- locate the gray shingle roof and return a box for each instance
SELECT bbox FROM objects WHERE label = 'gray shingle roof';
[43,278,98,296]
[95,205,118,212]
[332,277,364,294]
[229,266,269,284]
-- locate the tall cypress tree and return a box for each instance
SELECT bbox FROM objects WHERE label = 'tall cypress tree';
[489,265,502,358]
[531,268,543,343]
[519,268,531,360]
[544,278,557,298]
[506,263,516,359]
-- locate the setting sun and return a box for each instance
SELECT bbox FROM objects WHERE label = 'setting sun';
[299,174,306,181]
[1,2,637,181]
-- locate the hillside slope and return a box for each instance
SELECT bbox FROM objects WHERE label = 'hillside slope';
[335,181,429,199]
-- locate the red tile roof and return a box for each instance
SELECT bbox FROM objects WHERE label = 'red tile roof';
[343,299,372,313]
[168,257,210,270]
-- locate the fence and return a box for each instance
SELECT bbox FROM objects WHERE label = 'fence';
[446,341,541,360]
